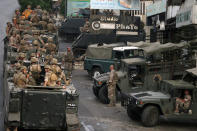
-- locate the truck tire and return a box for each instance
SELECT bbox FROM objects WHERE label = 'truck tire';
[141,106,159,127]
[92,67,102,78]
[127,104,140,121]
[98,85,110,104]
[92,86,99,98]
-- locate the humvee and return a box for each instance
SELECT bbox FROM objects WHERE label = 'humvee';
[92,42,195,104]
[125,68,197,127]
[84,43,144,77]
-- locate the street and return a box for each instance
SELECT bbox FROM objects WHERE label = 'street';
[1,0,197,131]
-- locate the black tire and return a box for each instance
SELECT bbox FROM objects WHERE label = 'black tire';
[127,104,140,121]
[92,86,99,98]
[141,106,159,127]
[98,85,110,104]
[92,67,102,78]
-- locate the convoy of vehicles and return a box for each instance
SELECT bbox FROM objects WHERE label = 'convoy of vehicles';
[2,0,197,130]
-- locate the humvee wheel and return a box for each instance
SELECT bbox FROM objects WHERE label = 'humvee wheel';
[127,104,140,121]
[98,85,110,104]
[92,86,99,98]
[141,106,159,127]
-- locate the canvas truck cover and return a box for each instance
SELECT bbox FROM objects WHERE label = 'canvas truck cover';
[85,43,125,59]
[127,41,189,55]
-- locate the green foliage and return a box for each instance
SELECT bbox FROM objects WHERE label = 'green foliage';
[60,0,65,16]
[18,0,52,11]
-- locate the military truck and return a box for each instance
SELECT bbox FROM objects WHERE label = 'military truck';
[125,68,197,127]
[84,43,145,77]
[93,42,195,104]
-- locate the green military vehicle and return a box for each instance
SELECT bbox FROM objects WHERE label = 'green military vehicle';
[3,35,80,131]
[84,43,145,77]
[93,42,195,104]
[125,68,197,127]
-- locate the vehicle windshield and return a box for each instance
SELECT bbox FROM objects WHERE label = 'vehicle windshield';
[124,49,144,58]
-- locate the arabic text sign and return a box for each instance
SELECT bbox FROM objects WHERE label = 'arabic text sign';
[90,0,140,10]
[146,0,166,17]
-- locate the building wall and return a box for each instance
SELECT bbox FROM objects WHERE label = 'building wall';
[132,0,154,24]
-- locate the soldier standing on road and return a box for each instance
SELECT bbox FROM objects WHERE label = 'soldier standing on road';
[108,65,118,107]
[64,47,74,78]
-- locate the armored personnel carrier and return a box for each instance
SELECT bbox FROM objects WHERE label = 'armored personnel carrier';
[3,6,80,131]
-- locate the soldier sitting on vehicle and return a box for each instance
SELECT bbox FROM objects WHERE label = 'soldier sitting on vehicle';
[44,65,58,87]
[175,90,192,113]
[44,37,56,54]
[17,52,26,65]
[13,66,28,88]
[29,57,42,85]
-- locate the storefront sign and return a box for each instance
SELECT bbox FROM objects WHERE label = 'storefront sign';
[176,5,197,28]
[90,0,140,10]
[67,0,90,17]
[146,0,166,17]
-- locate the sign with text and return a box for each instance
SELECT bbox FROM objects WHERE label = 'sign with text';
[67,0,90,16]
[146,0,166,17]
[176,5,197,28]
[90,0,140,10]
[90,15,139,35]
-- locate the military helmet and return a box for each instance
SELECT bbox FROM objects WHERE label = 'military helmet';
[51,58,58,65]
[20,20,25,25]
[20,66,27,71]
[37,5,41,9]
[32,40,40,46]
[48,19,53,23]
[48,37,53,42]
[31,53,36,57]
[44,65,50,69]
[15,63,21,70]
[18,53,25,58]
[31,57,38,63]
[20,40,26,45]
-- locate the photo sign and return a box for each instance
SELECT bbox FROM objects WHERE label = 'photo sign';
[90,0,140,10]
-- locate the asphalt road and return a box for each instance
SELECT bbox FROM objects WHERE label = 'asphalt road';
[1,1,197,131]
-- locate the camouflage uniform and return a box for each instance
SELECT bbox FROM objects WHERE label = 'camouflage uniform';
[29,57,42,85]
[14,66,28,88]
[176,94,192,111]
[44,65,58,87]
[17,53,26,65]
[64,50,74,78]
[47,19,56,33]
[108,69,118,106]
[44,37,56,54]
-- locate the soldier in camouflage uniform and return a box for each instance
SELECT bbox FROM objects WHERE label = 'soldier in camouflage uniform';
[17,53,26,65]
[108,65,118,107]
[13,66,28,88]
[29,57,42,85]
[44,65,58,87]
[64,47,74,78]
[47,19,57,33]
[18,40,28,52]
[44,37,56,54]
[56,67,67,86]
